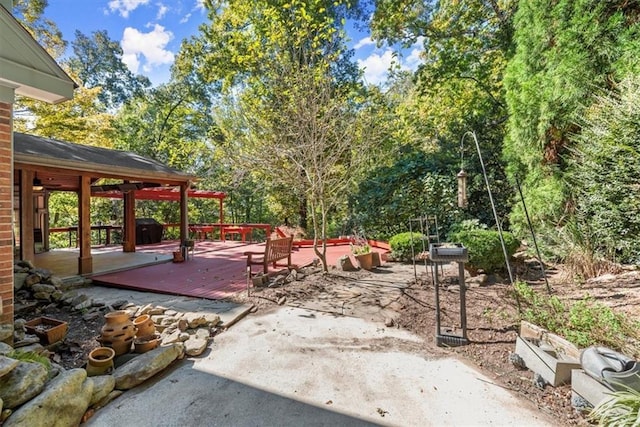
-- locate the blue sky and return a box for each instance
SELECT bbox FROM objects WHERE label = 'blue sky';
[44,0,424,86]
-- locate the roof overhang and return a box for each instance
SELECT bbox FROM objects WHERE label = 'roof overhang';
[93,187,227,201]
[0,4,76,104]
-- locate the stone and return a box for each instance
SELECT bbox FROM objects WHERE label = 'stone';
[13,336,40,348]
[4,369,93,427]
[183,312,207,328]
[164,309,178,316]
[0,343,13,355]
[177,319,188,331]
[203,313,220,326]
[384,318,394,327]
[92,389,123,410]
[24,274,41,287]
[467,274,488,287]
[0,325,12,342]
[88,375,116,406]
[195,328,210,340]
[137,303,154,316]
[49,276,63,287]
[0,356,19,378]
[113,344,182,390]
[148,306,166,315]
[14,273,28,291]
[162,330,182,345]
[0,361,48,409]
[31,283,57,295]
[185,337,208,356]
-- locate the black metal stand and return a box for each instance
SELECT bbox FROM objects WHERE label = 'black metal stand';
[430,244,469,347]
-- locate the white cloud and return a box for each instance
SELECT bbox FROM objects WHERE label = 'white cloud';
[121,24,174,74]
[403,37,425,71]
[357,49,396,86]
[156,3,168,20]
[353,36,375,50]
[180,12,192,24]
[108,0,150,18]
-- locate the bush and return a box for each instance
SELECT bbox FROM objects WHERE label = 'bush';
[450,229,520,273]
[389,232,428,262]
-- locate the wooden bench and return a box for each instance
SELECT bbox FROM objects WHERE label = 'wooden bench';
[244,236,293,274]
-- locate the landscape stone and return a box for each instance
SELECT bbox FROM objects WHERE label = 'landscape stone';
[4,368,93,427]
[24,274,41,287]
[177,319,188,331]
[113,343,182,390]
[88,375,116,406]
[337,255,358,271]
[0,343,12,355]
[195,328,210,340]
[185,337,208,356]
[161,330,182,345]
[183,312,207,328]
[0,356,19,378]
[92,389,123,410]
[14,273,28,291]
[0,361,48,409]
[0,325,12,342]
[148,306,166,315]
[31,283,57,295]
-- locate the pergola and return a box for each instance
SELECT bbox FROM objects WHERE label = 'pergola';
[14,132,200,275]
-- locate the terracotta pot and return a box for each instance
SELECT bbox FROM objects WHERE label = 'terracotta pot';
[134,314,155,338]
[355,252,374,270]
[173,251,184,263]
[104,310,130,324]
[134,334,160,354]
[86,347,115,376]
[101,311,135,356]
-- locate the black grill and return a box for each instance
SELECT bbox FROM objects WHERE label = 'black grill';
[135,218,163,244]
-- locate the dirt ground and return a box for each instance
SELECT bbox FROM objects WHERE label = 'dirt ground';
[19,257,640,426]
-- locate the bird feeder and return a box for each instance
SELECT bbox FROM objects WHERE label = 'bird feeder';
[457,169,467,208]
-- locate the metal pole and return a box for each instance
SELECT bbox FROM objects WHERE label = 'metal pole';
[462,131,515,285]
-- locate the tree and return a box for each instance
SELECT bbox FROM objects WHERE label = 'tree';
[12,0,66,58]
[68,30,151,110]
[178,0,374,270]
[503,0,640,241]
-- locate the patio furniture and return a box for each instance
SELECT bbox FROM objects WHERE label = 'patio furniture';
[244,236,294,274]
[222,225,252,242]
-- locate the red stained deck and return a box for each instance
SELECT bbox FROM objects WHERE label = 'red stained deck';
[91,241,383,300]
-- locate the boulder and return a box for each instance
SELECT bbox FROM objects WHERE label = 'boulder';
[24,274,41,287]
[337,255,358,271]
[113,343,183,390]
[0,325,12,342]
[4,369,93,427]
[0,342,12,355]
[184,337,208,357]
[14,273,28,291]
[183,312,207,328]
[0,356,19,378]
[88,375,116,406]
[0,361,48,409]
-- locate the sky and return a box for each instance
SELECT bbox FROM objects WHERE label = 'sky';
[44,0,424,87]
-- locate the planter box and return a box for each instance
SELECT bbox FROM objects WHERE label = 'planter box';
[515,321,581,386]
[571,369,615,409]
[25,317,68,345]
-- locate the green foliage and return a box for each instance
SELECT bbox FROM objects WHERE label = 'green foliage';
[7,350,52,372]
[589,381,640,426]
[567,76,640,264]
[389,232,427,262]
[514,282,640,358]
[504,0,640,242]
[450,229,519,273]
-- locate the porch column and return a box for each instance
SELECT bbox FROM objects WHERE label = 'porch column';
[123,185,136,252]
[78,175,92,274]
[180,183,188,243]
[19,169,35,263]
[0,100,14,340]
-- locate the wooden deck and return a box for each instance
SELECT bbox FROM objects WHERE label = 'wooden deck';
[35,241,383,301]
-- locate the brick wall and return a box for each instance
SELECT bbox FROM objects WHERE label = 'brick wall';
[0,102,13,327]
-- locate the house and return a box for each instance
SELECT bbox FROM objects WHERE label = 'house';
[0,0,75,341]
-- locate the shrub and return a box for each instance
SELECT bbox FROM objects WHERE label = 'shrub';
[589,381,640,426]
[7,350,52,372]
[450,229,519,274]
[389,232,428,262]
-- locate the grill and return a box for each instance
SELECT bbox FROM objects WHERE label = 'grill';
[135,218,163,245]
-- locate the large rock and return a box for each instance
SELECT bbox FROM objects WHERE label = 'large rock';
[88,375,116,406]
[183,312,207,328]
[114,343,183,390]
[0,361,48,409]
[184,337,208,357]
[337,255,358,271]
[0,325,12,342]
[14,273,28,291]
[0,356,19,378]
[4,368,93,427]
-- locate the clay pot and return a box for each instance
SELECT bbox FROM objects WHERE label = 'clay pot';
[134,334,160,354]
[86,347,115,376]
[100,311,135,356]
[133,314,155,338]
[355,252,374,270]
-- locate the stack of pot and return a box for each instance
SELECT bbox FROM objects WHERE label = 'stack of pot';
[99,310,136,356]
